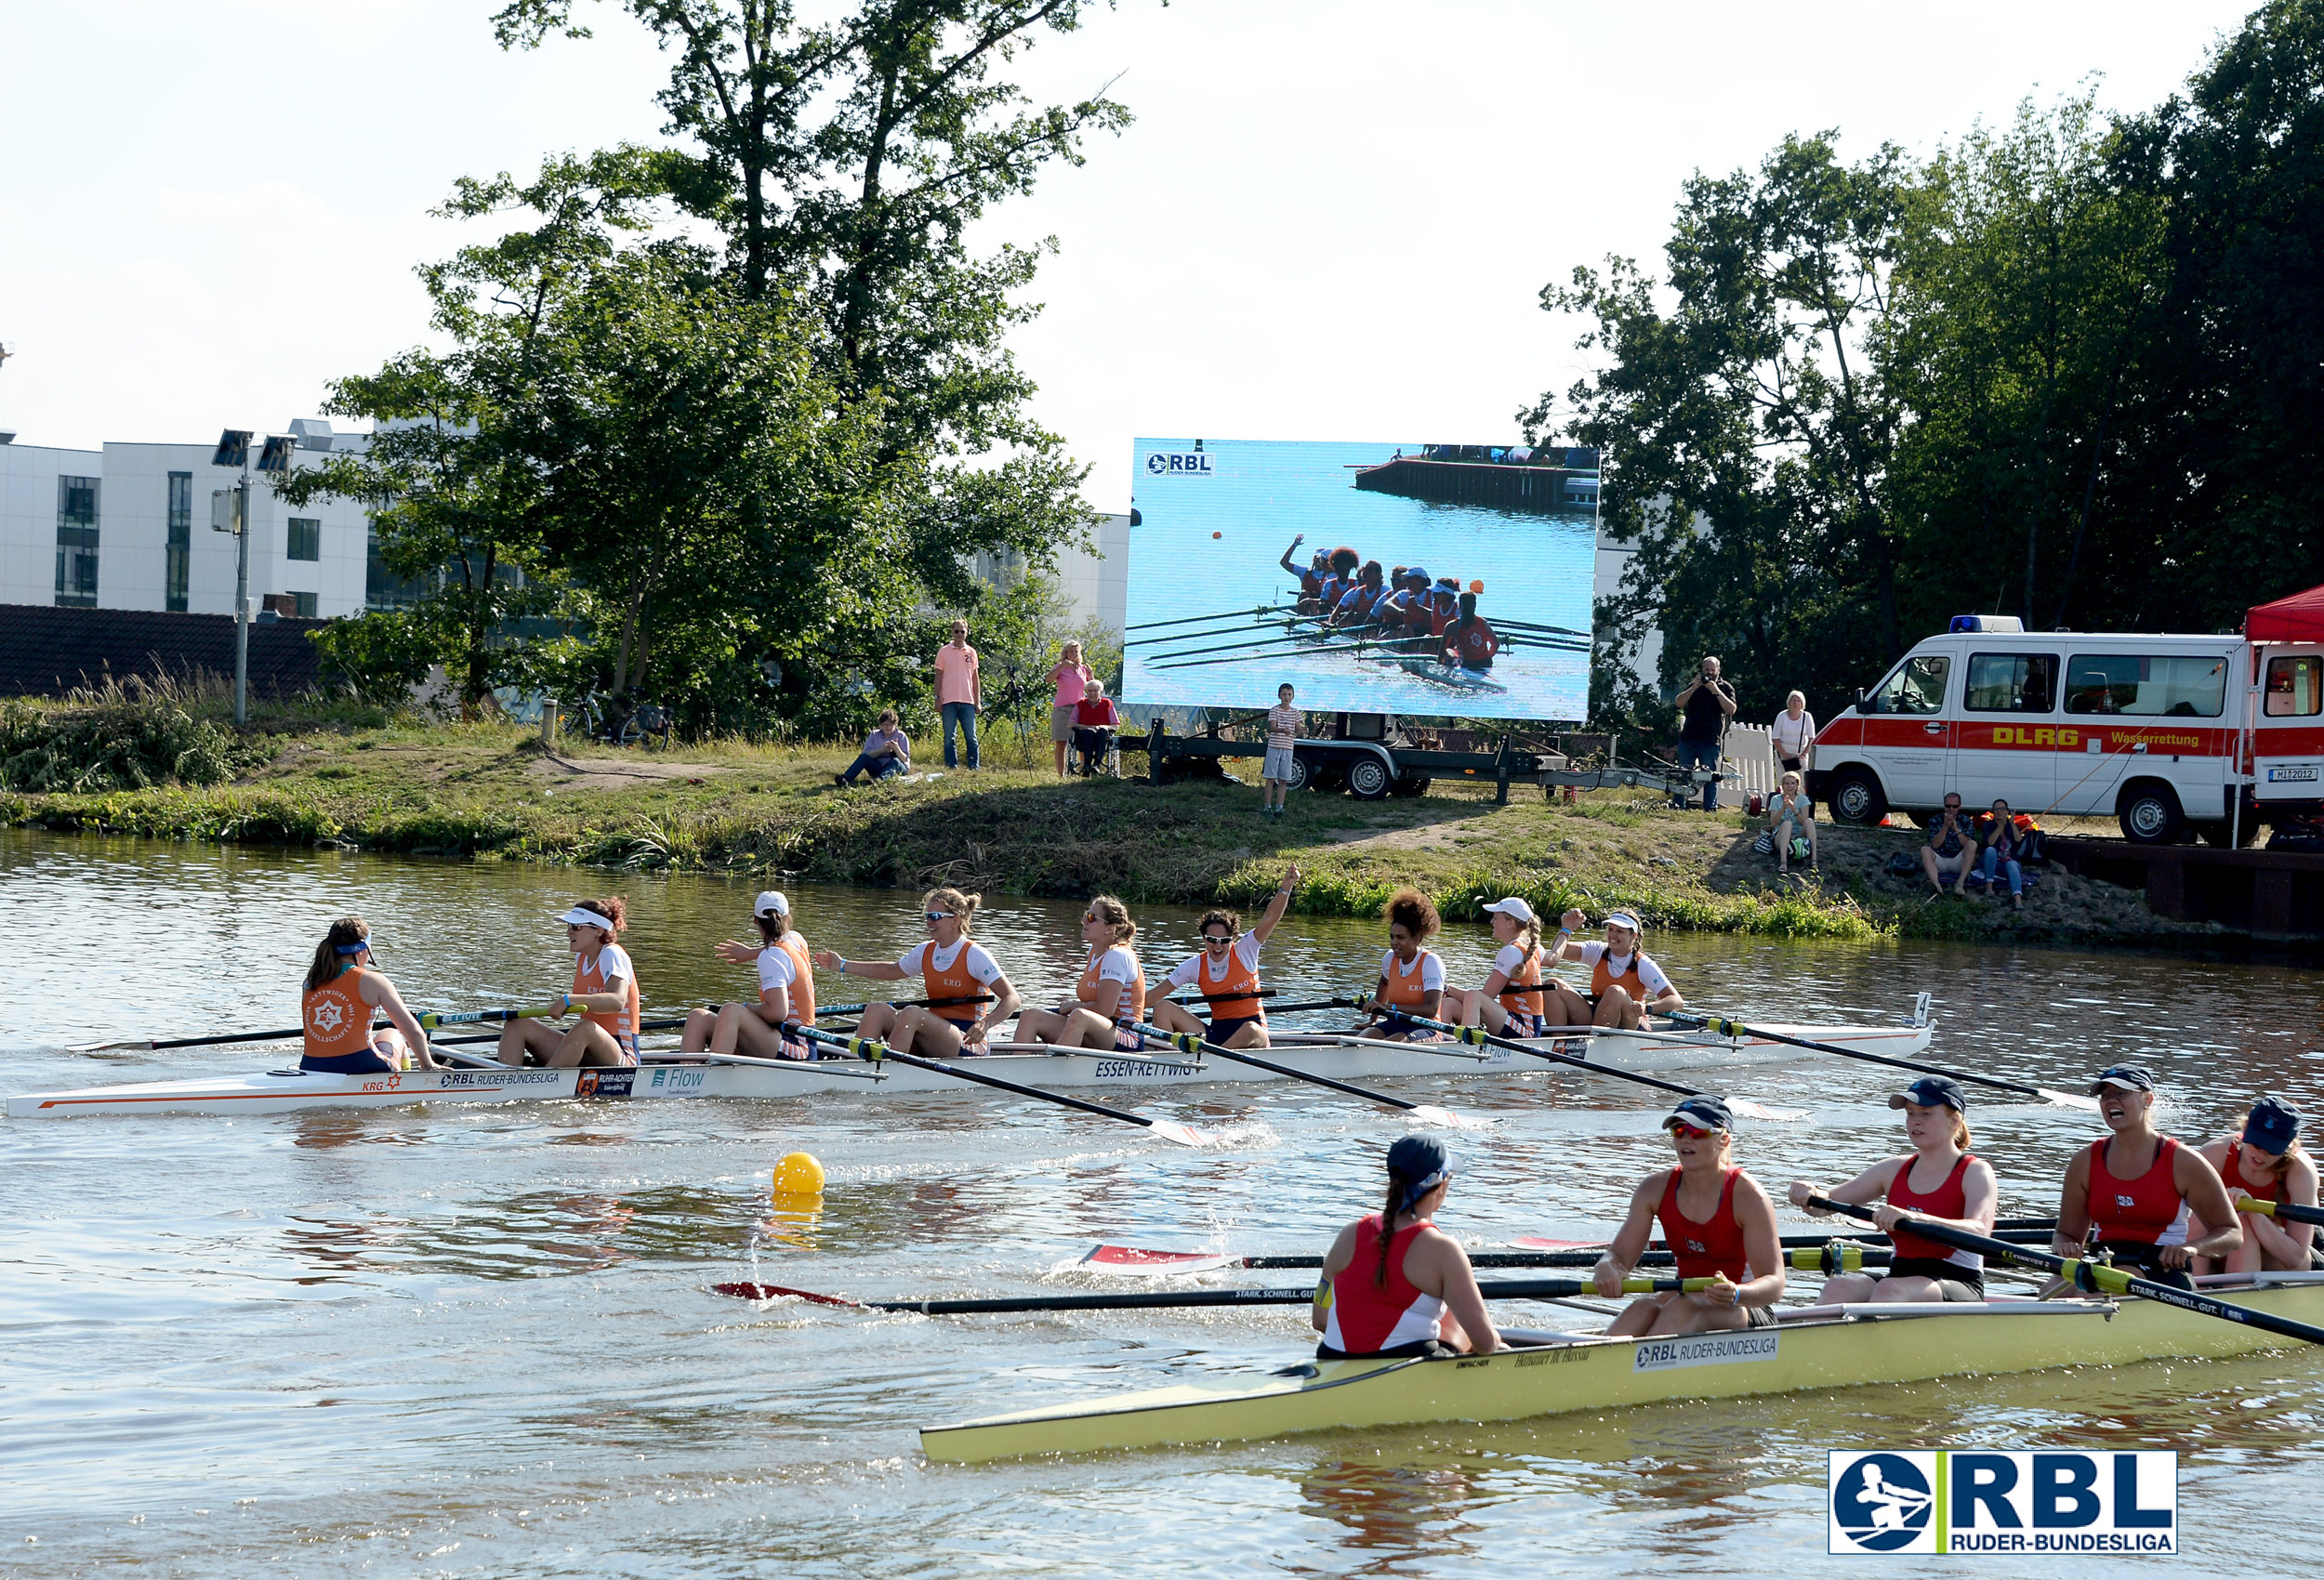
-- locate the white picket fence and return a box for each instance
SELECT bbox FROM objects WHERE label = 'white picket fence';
[1722,724,1777,804]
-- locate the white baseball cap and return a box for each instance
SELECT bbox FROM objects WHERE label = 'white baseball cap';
[1481,897,1536,923]
[754,890,790,918]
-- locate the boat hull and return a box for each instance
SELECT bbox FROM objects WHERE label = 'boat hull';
[920,1284,2324,1463]
[6,1020,1930,1119]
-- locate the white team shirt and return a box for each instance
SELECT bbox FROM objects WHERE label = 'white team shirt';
[1166,932,1263,988]
[756,944,798,994]
[579,941,635,989]
[1491,941,1539,982]
[1379,949,1446,992]
[895,937,1005,983]
[1574,941,1672,997]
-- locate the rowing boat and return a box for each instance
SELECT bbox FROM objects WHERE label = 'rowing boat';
[7,1007,1932,1119]
[1391,655,1508,694]
[920,1278,2324,1462]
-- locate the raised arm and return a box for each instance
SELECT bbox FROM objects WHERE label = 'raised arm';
[813,948,908,982]
[1279,533,1307,577]
[1249,864,1301,944]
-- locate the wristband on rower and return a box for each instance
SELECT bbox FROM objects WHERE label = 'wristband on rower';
[835,957,848,975]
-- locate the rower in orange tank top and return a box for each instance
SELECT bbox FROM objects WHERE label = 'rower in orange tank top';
[497,898,644,1070]
[1443,895,1554,1039]
[1354,889,1447,1043]
[298,917,439,1075]
[690,890,818,1061]
[812,887,1023,1060]
[1019,895,1148,1053]
[1146,867,1299,1050]
[1596,1096,1786,1336]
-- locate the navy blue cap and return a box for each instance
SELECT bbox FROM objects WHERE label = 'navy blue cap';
[1385,1134,1452,1211]
[2244,1094,2303,1154]
[1890,1075,1967,1113]
[1663,1095,1733,1132]
[2091,1064,2156,1095]
[1405,566,1429,583]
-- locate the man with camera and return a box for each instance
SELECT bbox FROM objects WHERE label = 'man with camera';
[1672,655,1737,811]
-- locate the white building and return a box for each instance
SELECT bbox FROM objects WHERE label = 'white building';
[966,510,1131,634]
[0,420,372,619]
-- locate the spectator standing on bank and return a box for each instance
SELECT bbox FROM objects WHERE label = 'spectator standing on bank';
[1046,640,1096,779]
[932,619,982,770]
[1072,679,1119,776]
[1672,656,1737,810]
[1262,683,1301,818]
[1770,690,1816,787]
[836,710,911,786]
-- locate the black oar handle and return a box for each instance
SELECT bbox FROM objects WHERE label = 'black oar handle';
[1132,1022,1427,1114]
[787,1023,1178,1133]
[1806,1196,2324,1348]
[1670,1013,2043,1099]
[838,1275,1671,1316]
[1353,996,1703,1099]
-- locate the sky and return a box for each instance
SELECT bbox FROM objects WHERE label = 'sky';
[0,1,2261,510]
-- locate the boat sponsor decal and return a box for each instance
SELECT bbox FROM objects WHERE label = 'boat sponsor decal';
[574,1069,637,1099]
[1631,1329,1778,1373]
[1829,1450,2175,1556]
[1551,1037,1589,1060]
[1513,1347,1589,1369]
[1092,1060,1187,1079]
[645,1065,709,1095]
[433,1069,565,1089]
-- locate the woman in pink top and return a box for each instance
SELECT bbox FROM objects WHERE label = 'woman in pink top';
[932,618,981,770]
[1046,640,1095,777]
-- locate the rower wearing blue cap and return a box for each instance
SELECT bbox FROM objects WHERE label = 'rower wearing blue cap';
[1313,1135,1502,1360]
[2054,1065,2243,1291]
[1596,1095,1786,1336]
[1789,1075,1999,1303]
[2192,1095,2317,1273]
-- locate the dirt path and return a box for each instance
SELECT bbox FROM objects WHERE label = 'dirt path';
[524,755,729,792]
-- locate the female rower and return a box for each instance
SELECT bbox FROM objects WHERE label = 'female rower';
[1017,895,1148,1051]
[681,890,817,1062]
[1353,888,1447,1041]
[2053,1064,2242,1290]
[1789,1075,1997,1303]
[300,917,440,1073]
[1145,865,1299,1049]
[1442,896,1569,1037]
[813,888,1022,1057]
[1596,1096,1786,1335]
[498,899,641,1068]
[1439,591,1499,672]
[1314,1135,1502,1359]
[2191,1095,2317,1274]
[1545,907,1682,1028]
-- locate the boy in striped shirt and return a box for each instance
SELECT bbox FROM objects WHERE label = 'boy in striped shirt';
[1262,683,1300,818]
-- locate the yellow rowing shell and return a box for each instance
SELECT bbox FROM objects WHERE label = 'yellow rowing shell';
[920,1283,2324,1463]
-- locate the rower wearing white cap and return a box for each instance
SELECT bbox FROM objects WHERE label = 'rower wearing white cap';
[498,897,641,1068]
[1543,907,1682,1029]
[683,891,818,1061]
[1442,896,1563,1038]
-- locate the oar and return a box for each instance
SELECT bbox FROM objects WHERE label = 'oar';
[1125,603,1287,631]
[1266,1031,1492,1063]
[786,1023,1211,1147]
[1807,1195,2324,1349]
[813,994,994,1019]
[63,1001,569,1054]
[712,1274,1710,1310]
[1351,999,1801,1121]
[1074,1242,1893,1273]
[2238,1196,2324,1229]
[1666,1012,2097,1111]
[1129,1022,1486,1130]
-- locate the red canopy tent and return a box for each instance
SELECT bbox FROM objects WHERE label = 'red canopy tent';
[2246,583,2324,641]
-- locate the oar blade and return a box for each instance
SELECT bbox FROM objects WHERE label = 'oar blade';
[62,1037,144,1054]
[1071,1244,1236,1277]
[2038,1087,2103,1112]
[1144,1118,1214,1148]
[1405,1104,1491,1131]
[713,1281,861,1308]
[1728,1098,1809,1122]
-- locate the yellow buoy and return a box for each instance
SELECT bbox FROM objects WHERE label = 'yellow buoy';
[772,1151,826,1198]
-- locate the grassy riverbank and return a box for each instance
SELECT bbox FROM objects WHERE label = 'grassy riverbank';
[0,716,2227,949]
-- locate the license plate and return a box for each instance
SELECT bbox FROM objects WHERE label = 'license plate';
[2266,765,2319,783]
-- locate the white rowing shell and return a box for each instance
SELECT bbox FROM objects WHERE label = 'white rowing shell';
[6,1019,1932,1120]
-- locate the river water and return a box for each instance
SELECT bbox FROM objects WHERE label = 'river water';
[1,829,2318,1576]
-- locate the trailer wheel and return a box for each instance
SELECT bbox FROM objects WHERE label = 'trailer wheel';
[1284,752,1313,793]
[2117,782,2185,845]
[1347,757,1393,800]
[1826,768,1888,826]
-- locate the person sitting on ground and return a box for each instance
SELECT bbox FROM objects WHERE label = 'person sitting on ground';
[1439,591,1499,672]
[1976,797,2027,910]
[1545,907,1682,1028]
[1920,793,1976,897]
[835,710,910,786]
[1768,770,1816,874]
[1071,680,1119,776]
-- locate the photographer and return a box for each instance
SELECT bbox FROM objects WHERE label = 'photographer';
[1672,656,1737,811]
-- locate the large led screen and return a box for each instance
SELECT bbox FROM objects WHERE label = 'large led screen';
[1122,438,1596,720]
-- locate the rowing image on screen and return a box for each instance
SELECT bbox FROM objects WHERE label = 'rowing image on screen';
[1123,438,1596,720]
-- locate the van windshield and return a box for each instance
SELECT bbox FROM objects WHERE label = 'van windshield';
[2065,654,2228,717]
[1864,654,1948,716]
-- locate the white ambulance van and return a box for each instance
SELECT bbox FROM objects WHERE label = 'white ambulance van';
[1807,614,2324,844]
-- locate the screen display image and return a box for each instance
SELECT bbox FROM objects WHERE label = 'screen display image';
[1122,438,1596,720]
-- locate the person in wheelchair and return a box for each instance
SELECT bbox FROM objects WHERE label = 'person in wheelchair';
[1072,678,1119,777]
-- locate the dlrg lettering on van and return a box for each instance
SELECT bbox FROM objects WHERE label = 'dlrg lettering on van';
[1806,612,2324,845]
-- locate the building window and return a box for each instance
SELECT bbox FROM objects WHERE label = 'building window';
[287,517,321,562]
[291,591,319,618]
[55,475,99,608]
[166,471,192,612]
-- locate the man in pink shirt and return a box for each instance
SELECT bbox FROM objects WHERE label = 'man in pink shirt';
[932,618,981,770]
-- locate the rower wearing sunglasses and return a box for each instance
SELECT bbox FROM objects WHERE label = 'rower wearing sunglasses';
[1017,896,1148,1052]
[1143,864,1300,1050]
[813,887,1021,1057]
[1594,1096,1786,1336]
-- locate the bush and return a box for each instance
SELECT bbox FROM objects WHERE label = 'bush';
[0,681,271,792]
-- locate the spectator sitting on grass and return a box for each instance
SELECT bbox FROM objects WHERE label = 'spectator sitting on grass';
[1920,793,1975,897]
[835,711,910,786]
[1977,797,2027,911]
[1769,770,1816,873]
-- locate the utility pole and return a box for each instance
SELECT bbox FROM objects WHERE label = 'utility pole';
[212,429,296,727]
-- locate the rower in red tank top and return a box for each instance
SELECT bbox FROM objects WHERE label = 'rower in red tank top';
[1793,1076,1999,1303]
[1598,1096,1786,1336]
[2193,1095,2318,1274]
[1314,1135,1501,1360]
[2057,1065,2244,1291]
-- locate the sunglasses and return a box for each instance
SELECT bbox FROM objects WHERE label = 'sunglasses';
[1669,1123,1715,1139]
[923,912,956,925]
[1202,932,1234,943]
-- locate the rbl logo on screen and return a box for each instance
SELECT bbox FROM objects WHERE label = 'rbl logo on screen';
[1145,451,1213,475]
[1828,1450,2175,1555]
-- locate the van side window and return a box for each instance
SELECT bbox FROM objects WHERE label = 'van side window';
[1865,654,1948,715]
[2265,656,2322,717]
[1964,652,2057,714]
[2065,654,2228,717]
